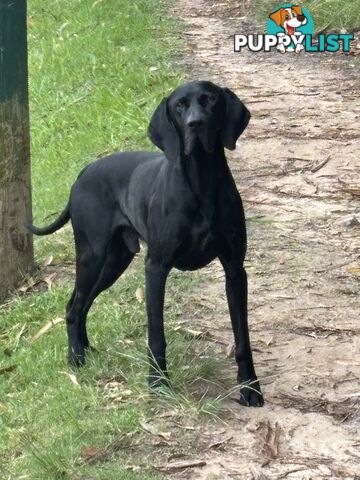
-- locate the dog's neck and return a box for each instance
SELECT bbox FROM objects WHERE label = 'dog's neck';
[179,139,226,224]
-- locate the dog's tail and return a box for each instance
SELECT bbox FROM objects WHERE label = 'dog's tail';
[25,202,70,236]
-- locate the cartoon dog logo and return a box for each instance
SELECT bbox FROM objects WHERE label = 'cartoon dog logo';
[269,5,308,53]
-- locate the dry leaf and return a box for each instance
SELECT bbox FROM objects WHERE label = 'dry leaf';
[135,287,144,303]
[82,433,133,464]
[43,256,54,266]
[140,421,172,441]
[125,465,141,472]
[18,278,35,293]
[226,344,235,358]
[347,265,360,275]
[43,273,57,290]
[64,372,79,386]
[14,323,27,347]
[254,421,282,466]
[82,446,100,461]
[175,327,205,338]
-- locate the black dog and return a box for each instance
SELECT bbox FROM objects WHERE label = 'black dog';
[27,81,263,407]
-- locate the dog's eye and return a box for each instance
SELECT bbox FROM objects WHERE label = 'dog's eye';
[175,98,187,109]
[199,94,216,105]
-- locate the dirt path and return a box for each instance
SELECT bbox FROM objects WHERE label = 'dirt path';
[168,1,360,478]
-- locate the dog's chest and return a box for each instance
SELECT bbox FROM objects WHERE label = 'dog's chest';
[173,207,217,270]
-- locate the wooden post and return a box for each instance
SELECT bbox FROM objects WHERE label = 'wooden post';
[0,0,33,300]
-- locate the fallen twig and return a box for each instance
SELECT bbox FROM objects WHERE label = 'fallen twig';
[0,365,17,375]
[209,435,233,449]
[30,317,64,343]
[154,459,206,472]
[254,91,321,99]
[277,468,307,478]
[311,154,331,173]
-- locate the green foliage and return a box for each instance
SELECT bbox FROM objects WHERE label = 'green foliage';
[309,0,360,32]
[28,0,182,259]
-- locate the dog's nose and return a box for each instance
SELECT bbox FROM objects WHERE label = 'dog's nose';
[297,14,305,21]
[186,114,205,129]
[187,119,204,128]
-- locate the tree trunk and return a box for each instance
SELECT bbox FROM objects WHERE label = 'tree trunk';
[0,0,33,300]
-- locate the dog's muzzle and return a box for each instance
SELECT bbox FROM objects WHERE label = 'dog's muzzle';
[184,127,215,155]
[184,115,215,155]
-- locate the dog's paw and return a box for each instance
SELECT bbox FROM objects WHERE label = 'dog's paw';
[68,348,86,368]
[238,379,264,407]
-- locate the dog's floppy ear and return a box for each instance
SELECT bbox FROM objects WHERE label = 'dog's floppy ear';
[148,97,180,161]
[221,88,251,150]
[291,5,302,16]
[269,9,283,26]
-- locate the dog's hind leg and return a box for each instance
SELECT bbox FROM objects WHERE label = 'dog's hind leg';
[67,228,135,367]
[66,240,106,367]
[81,228,135,340]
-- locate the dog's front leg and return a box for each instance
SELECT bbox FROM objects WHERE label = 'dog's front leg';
[145,257,170,388]
[221,261,264,407]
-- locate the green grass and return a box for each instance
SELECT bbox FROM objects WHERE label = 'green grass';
[252,0,360,32]
[0,1,231,478]
[28,0,182,260]
[1,255,227,479]
[309,0,360,32]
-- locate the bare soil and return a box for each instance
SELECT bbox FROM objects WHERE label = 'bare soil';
[163,1,360,478]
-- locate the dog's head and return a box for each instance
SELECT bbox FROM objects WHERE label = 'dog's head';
[269,6,307,35]
[148,81,250,160]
